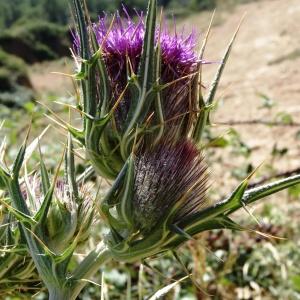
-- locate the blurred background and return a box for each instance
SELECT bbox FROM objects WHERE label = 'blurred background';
[0,0,300,299]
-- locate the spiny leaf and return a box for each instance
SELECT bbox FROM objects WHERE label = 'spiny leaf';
[169,224,194,241]
[230,173,300,214]
[72,0,90,60]
[0,165,10,188]
[38,142,50,197]
[124,0,157,136]
[192,15,244,143]
[76,165,94,184]
[0,198,36,226]
[119,154,135,228]
[206,15,245,106]
[65,134,79,202]
[153,9,165,146]
[138,0,157,93]
[90,31,111,117]
[101,157,129,207]
[34,146,66,224]
[24,227,56,257]
[12,142,27,178]
[24,126,50,165]
[182,173,300,237]
[68,126,85,145]
[178,176,249,230]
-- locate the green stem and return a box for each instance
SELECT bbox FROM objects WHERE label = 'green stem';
[229,173,300,214]
[48,287,71,300]
[69,241,111,299]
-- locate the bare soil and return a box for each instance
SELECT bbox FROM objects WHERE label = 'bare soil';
[180,0,300,196]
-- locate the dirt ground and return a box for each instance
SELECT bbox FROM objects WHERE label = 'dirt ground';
[29,0,300,197]
[183,0,300,195]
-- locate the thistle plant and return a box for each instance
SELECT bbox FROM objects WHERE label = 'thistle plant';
[0,133,95,299]
[0,0,299,299]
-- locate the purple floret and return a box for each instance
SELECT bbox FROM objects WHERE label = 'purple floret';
[93,11,145,82]
[92,11,199,86]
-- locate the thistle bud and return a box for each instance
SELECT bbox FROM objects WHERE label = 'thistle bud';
[133,140,209,231]
[21,175,94,254]
[101,140,209,261]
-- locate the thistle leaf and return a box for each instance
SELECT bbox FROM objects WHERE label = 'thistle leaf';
[38,143,50,197]
[0,198,35,226]
[205,15,244,106]
[34,146,65,224]
[153,14,165,145]
[230,173,300,214]
[125,0,157,134]
[179,176,249,230]
[68,126,85,145]
[12,143,26,178]
[90,33,111,117]
[33,185,55,225]
[24,125,50,165]
[101,159,129,207]
[0,165,10,187]
[179,173,300,239]
[65,134,79,202]
[193,15,244,143]
[138,0,157,95]
[72,0,90,60]
[119,154,135,228]
[76,165,94,184]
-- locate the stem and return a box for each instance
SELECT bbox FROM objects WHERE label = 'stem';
[179,173,300,231]
[240,173,300,208]
[248,167,300,188]
[69,241,112,299]
[48,287,71,300]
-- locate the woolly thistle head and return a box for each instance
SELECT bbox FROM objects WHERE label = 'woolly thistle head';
[100,139,209,260]
[133,140,209,231]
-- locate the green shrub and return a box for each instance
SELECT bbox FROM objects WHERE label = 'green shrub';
[0,20,70,63]
[0,49,33,107]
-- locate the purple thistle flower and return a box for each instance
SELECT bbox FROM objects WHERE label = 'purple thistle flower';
[133,140,208,231]
[89,10,201,131]
[93,13,198,85]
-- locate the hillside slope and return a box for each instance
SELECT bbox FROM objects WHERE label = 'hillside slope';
[183,0,300,193]
[29,0,300,192]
